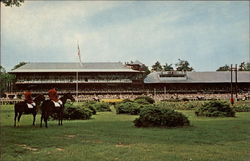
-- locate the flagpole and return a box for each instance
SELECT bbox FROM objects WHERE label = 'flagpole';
[76,71,78,102]
[76,40,82,103]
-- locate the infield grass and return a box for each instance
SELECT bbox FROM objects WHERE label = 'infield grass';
[1,105,250,161]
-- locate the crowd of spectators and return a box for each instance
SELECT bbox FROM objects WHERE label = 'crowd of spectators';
[74,92,249,102]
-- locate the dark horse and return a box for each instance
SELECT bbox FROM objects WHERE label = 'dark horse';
[14,94,45,127]
[40,93,75,128]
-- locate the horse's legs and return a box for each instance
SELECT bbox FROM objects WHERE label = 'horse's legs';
[60,112,63,126]
[40,112,44,127]
[14,111,18,127]
[58,111,63,126]
[45,116,48,128]
[44,112,48,128]
[17,112,23,126]
[32,112,36,126]
[60,114,63,126]
[58,112,60,125]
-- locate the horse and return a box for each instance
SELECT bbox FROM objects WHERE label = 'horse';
[14,94,45,127]
[40,93,75,128]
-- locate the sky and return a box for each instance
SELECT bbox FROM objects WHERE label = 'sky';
[1,1,249,71]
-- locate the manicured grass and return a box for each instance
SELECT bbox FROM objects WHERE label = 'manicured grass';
[1,105,250,161]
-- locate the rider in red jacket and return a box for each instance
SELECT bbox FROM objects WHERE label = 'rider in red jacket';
[48,88,59,102]
[24,90,33,104]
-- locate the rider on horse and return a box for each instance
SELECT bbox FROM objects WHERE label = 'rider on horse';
[48,88,62,107]
[24,90,36,108]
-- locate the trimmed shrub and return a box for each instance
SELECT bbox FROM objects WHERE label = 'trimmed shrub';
[134,105,190,127]
[195,100,235,117]
[50,103,93,120]
[122,99,133,103]
[64,105,92,120]
[93,102,111,112]
[115,102,144,115]
[134,96,155,104]
[82,102,97,115]
[134,98,150,105]
[157,101,204,110]
[233,103,250,112]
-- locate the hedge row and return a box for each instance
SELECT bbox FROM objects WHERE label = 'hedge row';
[233,102,250,112]
[115,96,155,115]
[63,104,93,120]
[50,101,112,120]
[157,101,204,110]
[115,102,145,115]
[115,97,190,128]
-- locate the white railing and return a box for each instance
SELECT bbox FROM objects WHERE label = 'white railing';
[16,79,132,84]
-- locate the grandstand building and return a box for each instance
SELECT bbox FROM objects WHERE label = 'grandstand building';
[144,71,250,94]
[9,62,250,95]
[10,62,145,94]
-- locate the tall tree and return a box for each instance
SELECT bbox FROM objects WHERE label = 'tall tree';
[175,59,193,71]
[246,62,250,71]
[151,61,163,71]
[239,62,250,71]
[140,64,150,77]
[0,65,6,73]
[163,63,173,71]
[1,0,24,7]
[239,62,246,71]
[0,66,15,96]
[12,62,26,70]
[216,64,230,71]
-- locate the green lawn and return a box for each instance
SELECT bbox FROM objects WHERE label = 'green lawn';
[1,105,250,161]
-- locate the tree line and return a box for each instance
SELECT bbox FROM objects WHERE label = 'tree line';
[0,62,26,96]
[151,59,194,72]
[149,60,250,72]
[216,62,250,71]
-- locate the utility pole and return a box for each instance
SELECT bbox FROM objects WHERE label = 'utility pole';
[235,64,238,100]
[230,64,234,105]
[76,71,78,102]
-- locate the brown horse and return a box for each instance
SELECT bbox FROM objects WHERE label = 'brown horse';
[14,94,45,127]
[40,93,75,128]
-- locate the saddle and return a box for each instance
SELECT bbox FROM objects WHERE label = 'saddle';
[27,102,36,108]
[52,100,63,107]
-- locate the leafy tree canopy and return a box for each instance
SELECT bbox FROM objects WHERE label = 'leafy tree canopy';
[1,0,24,7]
[140,64,150,77]
[12,62,26,70]
[239,62,250,71]
[0,66,15,95]
[0,65,6,74]
[163,63,173,71]
[246,62,250,71]
[175,59,194,71]
[216,64,230,71]
[151,61,163,72]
